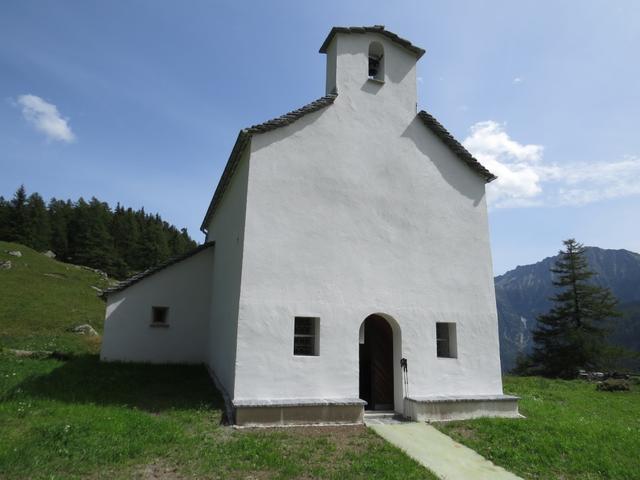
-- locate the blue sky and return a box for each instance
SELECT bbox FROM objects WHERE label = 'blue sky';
[1,0,639,274]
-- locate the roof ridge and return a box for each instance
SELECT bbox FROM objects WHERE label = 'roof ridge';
[200,93,338,231]
[319,26,425,59]
[101,241,216,297]
[417,110,496,183]
[244,93,337,134]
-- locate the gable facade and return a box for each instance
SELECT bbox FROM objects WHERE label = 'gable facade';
[102,26,519,425]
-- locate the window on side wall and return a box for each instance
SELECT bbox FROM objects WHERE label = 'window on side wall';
[436,322,457,358]
[151,306,169,327]
[368,41,384,81]
[293,316,319,356]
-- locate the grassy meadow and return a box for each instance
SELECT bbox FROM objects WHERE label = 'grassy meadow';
[1,240,639,479]
[0,353,438,480]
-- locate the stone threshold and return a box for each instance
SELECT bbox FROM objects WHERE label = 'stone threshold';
[233,398,366,426]
[233,398,367,408]
[404,394,520,422]
[406,394,520,403]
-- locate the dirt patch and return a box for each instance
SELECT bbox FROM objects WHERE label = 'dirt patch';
[240,424,373,457]
[240,424,367,441]
[136,460,187,480]
[448,425,477,440]
[265,424,366,437]
[235,472,272,480]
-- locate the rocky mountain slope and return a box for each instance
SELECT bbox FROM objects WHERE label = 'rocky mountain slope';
[496,247,640,371]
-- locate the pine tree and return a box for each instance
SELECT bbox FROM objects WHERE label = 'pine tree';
[71,198,116,272]
[0,196,9,240]
[26,193,51,251]
[121,208,141,271]
[110,204,140,277]
[66,197,89,262]
[1,185,198,278]
[7,185,31,244]
[529,239,621,378]
[48,199,73,260]
[134,213,170,269]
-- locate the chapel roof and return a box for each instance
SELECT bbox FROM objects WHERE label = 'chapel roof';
[200,93,338,232]
[417,111,497,182]
[319,25,426,59]
[107,107,495,297]
[101,241,216,298]
[200,94,496,232]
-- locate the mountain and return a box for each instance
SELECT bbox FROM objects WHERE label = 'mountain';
[496,247,640,372]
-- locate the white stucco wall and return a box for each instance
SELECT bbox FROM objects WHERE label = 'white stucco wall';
[101,247,214,364]
[203,147,250,398]
[233,32,503,412]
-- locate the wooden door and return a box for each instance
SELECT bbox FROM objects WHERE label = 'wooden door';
[360,315,394,410]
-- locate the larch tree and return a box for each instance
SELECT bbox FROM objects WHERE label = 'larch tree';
[529,239,621,378]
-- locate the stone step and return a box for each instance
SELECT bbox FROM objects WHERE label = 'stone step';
[364,410,397,418]
[364,411,410,425]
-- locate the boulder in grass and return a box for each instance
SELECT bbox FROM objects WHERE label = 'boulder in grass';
[69,324,99,337]
[8,250,22,257]
[596,378,631,392]
[0,260,11,270]
[43,250,56,258]
[79,265,108,278]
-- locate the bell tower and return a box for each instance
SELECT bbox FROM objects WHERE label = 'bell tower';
[319,26,425,113]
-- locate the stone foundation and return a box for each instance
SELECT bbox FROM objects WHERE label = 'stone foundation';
[404,394,520,422]
[233,398,366,427]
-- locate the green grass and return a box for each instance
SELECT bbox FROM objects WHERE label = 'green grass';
[0,241,112,354]
[0,353,436,479]
[437,376,640,480]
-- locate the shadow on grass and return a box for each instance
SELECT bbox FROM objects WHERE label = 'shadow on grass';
[7,354,225,414]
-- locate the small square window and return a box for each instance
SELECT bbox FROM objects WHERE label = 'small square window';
[436,322,457,358]
[294,317,319,356]
[151,306,169,326]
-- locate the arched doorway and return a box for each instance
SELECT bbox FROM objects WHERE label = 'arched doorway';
[359,314,394,410]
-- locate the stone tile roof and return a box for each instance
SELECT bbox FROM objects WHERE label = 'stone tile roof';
[101,241,215,298]
[319,25,426,59]
[200,93,338,232]
[417,111,497,183]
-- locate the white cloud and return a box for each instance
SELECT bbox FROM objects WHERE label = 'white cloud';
[513,77,523,84]
[550,156,640,206]
[463,121,640,208]
[463,120,544,206]
[16,94,75,143]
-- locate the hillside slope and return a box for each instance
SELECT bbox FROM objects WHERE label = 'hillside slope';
[496,247,640,371]
[0,241,112,353]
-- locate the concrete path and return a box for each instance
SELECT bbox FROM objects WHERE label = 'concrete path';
[368,422,523,480]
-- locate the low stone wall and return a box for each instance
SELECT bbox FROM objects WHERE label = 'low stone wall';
[233,398,366,427]
[404,394,520,422]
